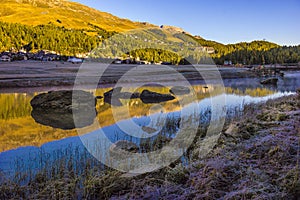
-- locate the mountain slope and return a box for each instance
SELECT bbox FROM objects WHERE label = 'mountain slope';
[0,0,185,44]
[0,0,153,32]
[1,0,297,65]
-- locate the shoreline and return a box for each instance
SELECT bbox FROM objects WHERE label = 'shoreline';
[0,61,258,92]
[0,93,299,199]
[112,93,300,199]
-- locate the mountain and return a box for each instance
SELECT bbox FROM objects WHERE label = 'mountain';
[0,0,194,45]
[0,0,154,32]
[1,0,299,65]
[160,25,190,35]
[0,0,205,58]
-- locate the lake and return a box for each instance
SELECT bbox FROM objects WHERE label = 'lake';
[0,71,299,180]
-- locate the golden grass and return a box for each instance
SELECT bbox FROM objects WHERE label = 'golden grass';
[0,0,155,32]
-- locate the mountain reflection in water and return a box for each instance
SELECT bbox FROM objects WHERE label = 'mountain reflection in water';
[0,84,294,152]
[0,71,299,180]
[0,88,295,177]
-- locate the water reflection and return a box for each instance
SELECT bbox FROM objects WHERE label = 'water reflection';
[0,84,297,152]
[0,71,299,180]
[0,90,294,178]
[31,108,96,130]
[30,90,97,130]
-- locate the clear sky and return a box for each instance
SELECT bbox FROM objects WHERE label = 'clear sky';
[73,0,300,46]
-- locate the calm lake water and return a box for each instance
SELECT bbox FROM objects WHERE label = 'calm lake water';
[0,72,299,179]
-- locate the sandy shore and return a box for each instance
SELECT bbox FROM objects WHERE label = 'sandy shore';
[0,61,257,92]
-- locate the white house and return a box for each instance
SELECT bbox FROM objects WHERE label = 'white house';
[67,57,83,63]
[0,55,11,62]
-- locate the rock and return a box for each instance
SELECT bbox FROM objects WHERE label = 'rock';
[128,92,140,99]
[260,78,278,85]
[224,123,239,136]
[104,97,122,106]
[117,92,140,99]
[140,89,175,104]
[30,90,96,112]
[109,140,139,153]
[104,87,122,98]
[142,126,157,134]
[296,88,300,95]
[104,87,139,106]
[169,86,191,95]
[104,87,122,106]
[30,90,97,129]
[31,108,96,130]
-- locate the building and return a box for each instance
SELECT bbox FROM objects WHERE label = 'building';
[224,60,233,66]
[0,55,11,62]
[203,46,215,54]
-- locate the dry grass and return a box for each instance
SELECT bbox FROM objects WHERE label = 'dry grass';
[0,0,154,32]
[111,94,300,199]
[1,91,298,199]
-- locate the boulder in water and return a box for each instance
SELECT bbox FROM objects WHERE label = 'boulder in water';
[140,89,175,103]
[104,87,140,106]
[260,78,278,85]
[30,90,96,112]
[30,90,97,129]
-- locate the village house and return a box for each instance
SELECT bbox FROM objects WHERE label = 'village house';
[203,46,215,54]
[0,55,11,62]
[42,53,60,61]
[224,60,233,66]
[0,49,63,62]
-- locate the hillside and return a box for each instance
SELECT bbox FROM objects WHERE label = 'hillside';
[0,0,153,32]
[0,0,197,55]
[0,0,299,65]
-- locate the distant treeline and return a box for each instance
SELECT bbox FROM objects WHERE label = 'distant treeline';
[190,36,300,65]
[0,21,299,64]
[129,48,182,64]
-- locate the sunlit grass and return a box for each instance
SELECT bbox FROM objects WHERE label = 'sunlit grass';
[0,0,153,32]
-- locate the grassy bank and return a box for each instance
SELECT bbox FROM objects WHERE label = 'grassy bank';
[0,93,299,199]
[112,93,300,199]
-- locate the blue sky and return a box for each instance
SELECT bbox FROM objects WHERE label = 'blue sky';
[74,0,300,45]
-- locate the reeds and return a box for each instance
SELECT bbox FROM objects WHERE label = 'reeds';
[2,95,296,199]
